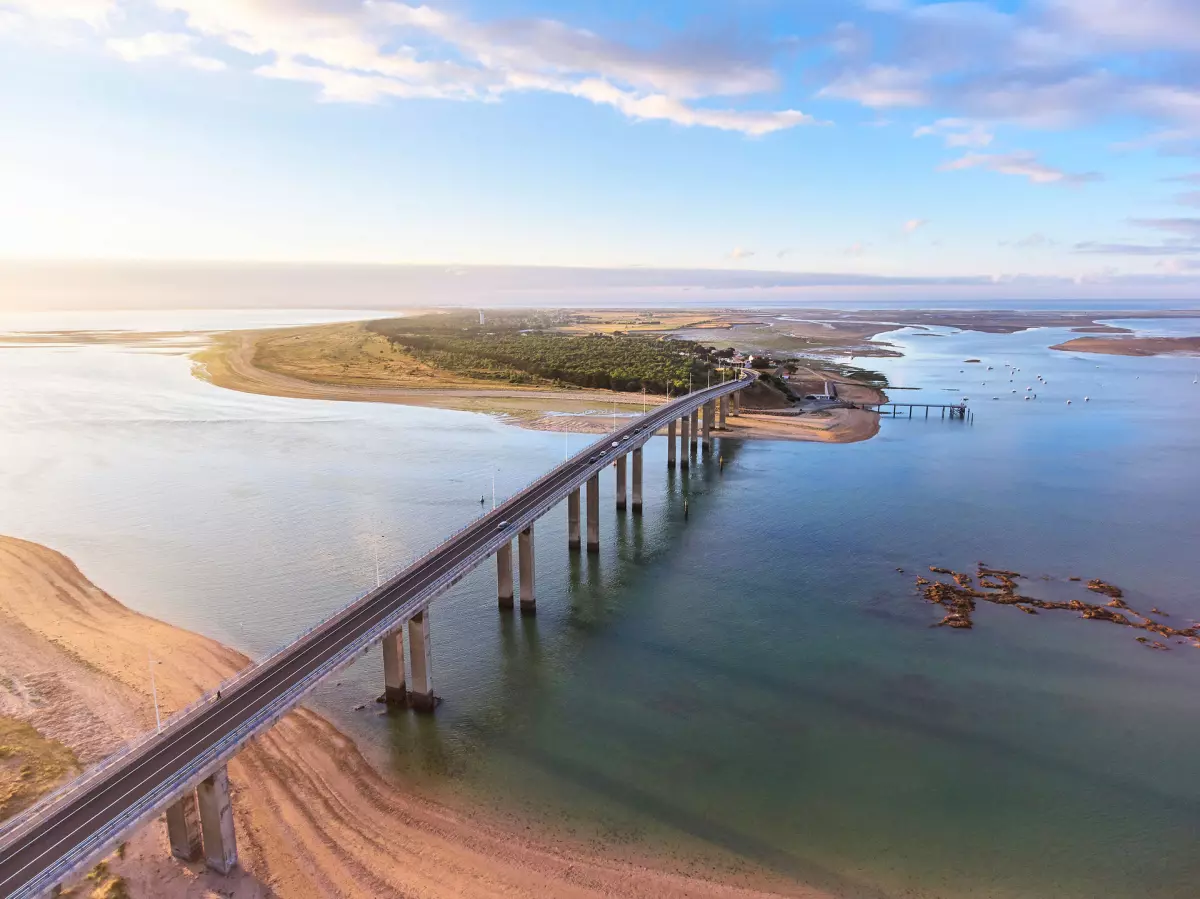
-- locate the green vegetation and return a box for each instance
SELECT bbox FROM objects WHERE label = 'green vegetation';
[808,360,889,390]
[367,312,720,393]
[0,717,78,822]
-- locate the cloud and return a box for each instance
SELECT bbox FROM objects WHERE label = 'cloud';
[818,64,929,107]
[1046,0,1200,52]
[903,219,928,234]
[843,241,869,256]
[4,0,812,136]
[728,247,756,260]
[105,31,225,69]
[1175,191,1200,207]
[1165,173,1200,183]
[1156,258,1200,273]
[1131,217,1200,237]
[1002,233,1057,249]
[940,151,1102,185]
[914,118,993,148]
[1074,241,1198,256]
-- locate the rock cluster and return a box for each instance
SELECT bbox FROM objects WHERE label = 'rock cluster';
[915,564,1200,650]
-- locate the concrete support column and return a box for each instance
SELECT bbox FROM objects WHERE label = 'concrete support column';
[679,414,690,470]
[719,395,728,430]
[519,525,535,615]
[196,766,237,874]
[702,401,713,449]
[615,453,627,511]
[408,609,437,712]
[731,392,740,416]
[165,791,202,862]
[497,542,514,609]
[586,472,600,553]
[567,488,581,550]
[689,409,699,451]
[380,627,407,705]
[666,419,677,468]
[632,447,643,514]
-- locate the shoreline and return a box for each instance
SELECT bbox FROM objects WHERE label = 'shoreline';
[0,535,827,898]
[1049,335,1200,357]
[193,327,886,444]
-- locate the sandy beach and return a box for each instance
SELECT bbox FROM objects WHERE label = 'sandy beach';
[0,536,828,899]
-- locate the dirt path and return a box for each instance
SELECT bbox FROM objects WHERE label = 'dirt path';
[0,536,828,899]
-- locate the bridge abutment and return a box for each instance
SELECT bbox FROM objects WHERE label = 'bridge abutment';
[379,627,408,705]
[197,766,237,874]
[497,541,514,609]
[615,453,627,510]
[519,525,535,615]
[567,487,581,550]
[632,447,643,514]
[165,791,202,862]
[586,473,600,553]
[408,609,437,711]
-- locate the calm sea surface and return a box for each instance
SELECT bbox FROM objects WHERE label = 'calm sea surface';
[2,311,1199,898]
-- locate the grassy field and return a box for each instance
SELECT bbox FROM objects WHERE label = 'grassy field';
[0,716,78,822]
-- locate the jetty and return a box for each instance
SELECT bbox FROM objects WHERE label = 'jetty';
[857,402,973,422]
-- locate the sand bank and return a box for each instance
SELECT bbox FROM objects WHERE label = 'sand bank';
[0,536,827,898]
[1050,336,1200,357]
[194,328,883,444]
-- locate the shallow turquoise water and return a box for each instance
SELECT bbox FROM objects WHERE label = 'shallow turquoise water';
[1,315,1199,897]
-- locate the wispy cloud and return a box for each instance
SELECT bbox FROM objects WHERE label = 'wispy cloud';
[843,241,870,256]
[1001,233,1057,249]
[728,247,756,260]
[914,118,994,148]
[903,219,928,234]
[940,151,1102,185]
[5,0,816,137]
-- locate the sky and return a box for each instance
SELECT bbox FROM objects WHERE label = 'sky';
[4,0,1200,301]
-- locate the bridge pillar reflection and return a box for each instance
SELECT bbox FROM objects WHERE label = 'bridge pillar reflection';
[165,791,202,862]
[689,409,699,453]
[679,414,690,470]
[197,765,237,874]
[379,627,407,704]
[497,541,514,609]
[615,453,627,510]
[702,401,713,449]
[408,609,437,711]
[667,419,676,468]
[519,525,536,615]
[632,447,643,514]
[586,472,600,553]
[567,487,581,550]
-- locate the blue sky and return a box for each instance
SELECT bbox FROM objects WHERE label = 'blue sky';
[4,0,1200,298]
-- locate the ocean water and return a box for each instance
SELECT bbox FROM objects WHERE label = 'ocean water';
[1,313,1199,898]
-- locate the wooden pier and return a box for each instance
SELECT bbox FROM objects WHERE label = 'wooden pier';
[858,402,973,422]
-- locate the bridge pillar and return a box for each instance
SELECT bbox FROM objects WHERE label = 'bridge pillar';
[615,453,627,511]
[667,419,676,468]
[165,791,202,862]
[679,414,690,470]
[567,488,581,550]
[689,409,698,452]
[408,609,437,712]
[379,627,407,705]
[197,766,237,874]
[719,395,727,430]
[586,472,600,553]
[731,392,740,416]
[702,401,713,449]
[519,525,535,615]
[632,447,643,514]
[497,541,514,610]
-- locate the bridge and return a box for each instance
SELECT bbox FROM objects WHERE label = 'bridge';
[0,372,752,898]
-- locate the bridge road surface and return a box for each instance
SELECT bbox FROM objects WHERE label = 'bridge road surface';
[0,373,749,898]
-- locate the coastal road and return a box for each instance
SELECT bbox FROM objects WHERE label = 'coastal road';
[0,372,750,899]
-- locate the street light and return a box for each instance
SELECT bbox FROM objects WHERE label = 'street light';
[148,652,162,734]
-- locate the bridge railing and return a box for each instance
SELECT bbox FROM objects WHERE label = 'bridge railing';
[0,374,751,850]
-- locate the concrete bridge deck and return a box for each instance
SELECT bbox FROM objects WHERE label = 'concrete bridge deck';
[0,371,751,899]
